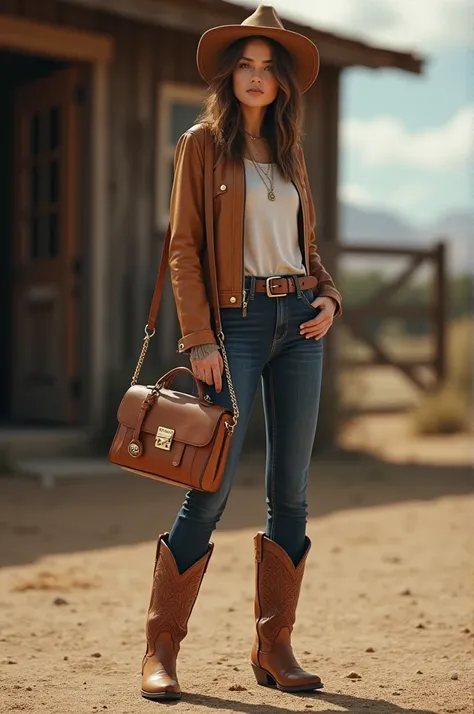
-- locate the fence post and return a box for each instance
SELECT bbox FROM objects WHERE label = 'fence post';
[434,241,446,383]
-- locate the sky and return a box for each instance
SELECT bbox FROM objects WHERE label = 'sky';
[230,0,472,227]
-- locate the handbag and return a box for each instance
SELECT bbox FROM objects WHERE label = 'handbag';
[108,128,239,492]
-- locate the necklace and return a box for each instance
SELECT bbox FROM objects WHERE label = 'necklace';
[244,130,263,141]
[246,143,276,201]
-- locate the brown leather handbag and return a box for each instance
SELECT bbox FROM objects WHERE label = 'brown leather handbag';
[108,129,239,492]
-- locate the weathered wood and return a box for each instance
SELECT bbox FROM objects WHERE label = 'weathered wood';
[362,254,426,305]
[133,25,155,346]
[154,26,201,84]
[58,0,423,73]
[346,318,429,392]
[18,0,57,22]
[434,241,447,381]
[88,59,110,430]
[340,244,435,258]
[342,304,431,319]
[106,15,137,369]
[303,66,341,448]
[58,0,231,37]
[341,358,435,370]
[56,1,100,31]
[338,241,447,417]
[340,404,415,417]
[0,14,113,61]
[311,35,422,73]
[303,69,325,235]
[320,66,340,259]
[1,0,21,14]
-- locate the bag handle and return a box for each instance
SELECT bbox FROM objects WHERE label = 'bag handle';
[155,366,208,404]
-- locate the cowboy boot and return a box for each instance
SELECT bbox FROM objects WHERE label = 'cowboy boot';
[250,531,324,692]
[141,533,213,700]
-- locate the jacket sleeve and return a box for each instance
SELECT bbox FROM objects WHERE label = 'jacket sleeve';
[168,131,218,353]
[299,150,342,317]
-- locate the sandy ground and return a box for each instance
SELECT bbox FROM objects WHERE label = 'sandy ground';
[0,416,472,714]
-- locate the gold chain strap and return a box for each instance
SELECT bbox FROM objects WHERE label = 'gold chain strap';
[217,331,239,432]
[131,327,239,433]
[131,326,155,386]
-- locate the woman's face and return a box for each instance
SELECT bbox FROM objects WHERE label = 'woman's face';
[232,38,279,109]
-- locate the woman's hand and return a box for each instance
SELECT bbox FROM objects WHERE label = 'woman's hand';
[300,297,337,341]
[191,351,224,392]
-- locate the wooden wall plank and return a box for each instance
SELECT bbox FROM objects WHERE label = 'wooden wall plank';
[106,15,139,368]
[0,14,113,62]
[1,0,21,14]
[155,26,201,84]
[19,0,57,22]
[302,66,341,446]
[132,23,155,346]
[303,66,340,255]
[56,1,101,31]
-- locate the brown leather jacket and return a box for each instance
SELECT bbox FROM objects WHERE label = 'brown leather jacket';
[169,124,342,354]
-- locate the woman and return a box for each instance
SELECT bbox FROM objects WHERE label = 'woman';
[141,5,342,701]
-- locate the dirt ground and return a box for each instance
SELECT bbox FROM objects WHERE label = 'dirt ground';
[0,415,472,714]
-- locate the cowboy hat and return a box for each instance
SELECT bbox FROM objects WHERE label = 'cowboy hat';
[196,4,320,94]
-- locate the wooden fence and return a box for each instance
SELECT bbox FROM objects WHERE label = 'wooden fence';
[338,241,447,414]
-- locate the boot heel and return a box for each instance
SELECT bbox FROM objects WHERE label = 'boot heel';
[251,663,276,687]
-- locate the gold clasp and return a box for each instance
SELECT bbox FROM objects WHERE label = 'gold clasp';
[155,426,174,451]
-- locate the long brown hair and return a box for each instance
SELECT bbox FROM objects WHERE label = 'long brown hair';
[197,36,303,182]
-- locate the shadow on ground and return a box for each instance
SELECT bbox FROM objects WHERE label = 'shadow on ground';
[0,446,471,567]
[184,690,440,714]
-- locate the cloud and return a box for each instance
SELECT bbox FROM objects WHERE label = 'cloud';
[341,106,472,169]
[339,184,375,207]
[237,0,472,51]
[339,181,433,220]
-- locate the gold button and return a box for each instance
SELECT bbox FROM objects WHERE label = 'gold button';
[230,296,236,303]
[178,343,184,350]
[220,184,227,191]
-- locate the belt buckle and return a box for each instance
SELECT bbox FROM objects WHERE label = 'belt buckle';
[265,276,287,298]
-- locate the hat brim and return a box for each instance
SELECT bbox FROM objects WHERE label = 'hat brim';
[196,25,320,94]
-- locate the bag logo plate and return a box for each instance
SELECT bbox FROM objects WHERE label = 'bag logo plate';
[155,426,175,451]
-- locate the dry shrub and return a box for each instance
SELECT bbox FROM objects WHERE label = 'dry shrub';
[410,387,470,435]
[448,319,472,394]
[411,319,472,435]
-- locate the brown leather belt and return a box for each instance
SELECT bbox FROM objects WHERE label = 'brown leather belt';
[253,275,317,297]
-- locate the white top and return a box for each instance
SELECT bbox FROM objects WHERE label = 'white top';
[243,158,305,277]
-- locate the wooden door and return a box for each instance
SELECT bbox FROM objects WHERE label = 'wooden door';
[12,67,79,424]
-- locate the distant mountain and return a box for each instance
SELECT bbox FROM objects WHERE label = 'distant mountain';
[424,212,472,273]
[340,204,419,245]
[339,204,472,274]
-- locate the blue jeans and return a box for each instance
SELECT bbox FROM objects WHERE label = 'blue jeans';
[168,275,324,571]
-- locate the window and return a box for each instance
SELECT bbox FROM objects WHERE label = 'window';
[156,83,205,230]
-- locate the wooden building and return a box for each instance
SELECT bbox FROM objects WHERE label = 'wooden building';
[0,0,422,446]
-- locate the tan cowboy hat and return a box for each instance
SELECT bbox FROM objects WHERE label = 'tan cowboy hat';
[196,4,320,94]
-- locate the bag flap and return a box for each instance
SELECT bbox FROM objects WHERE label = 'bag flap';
[117,384,231,448]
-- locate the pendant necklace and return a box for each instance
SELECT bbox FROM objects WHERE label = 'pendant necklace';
[244,130,263,141]
[246,141,276,201]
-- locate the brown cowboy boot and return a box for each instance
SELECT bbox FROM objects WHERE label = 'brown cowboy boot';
[141,533,213,701]
[250,532,324,692]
